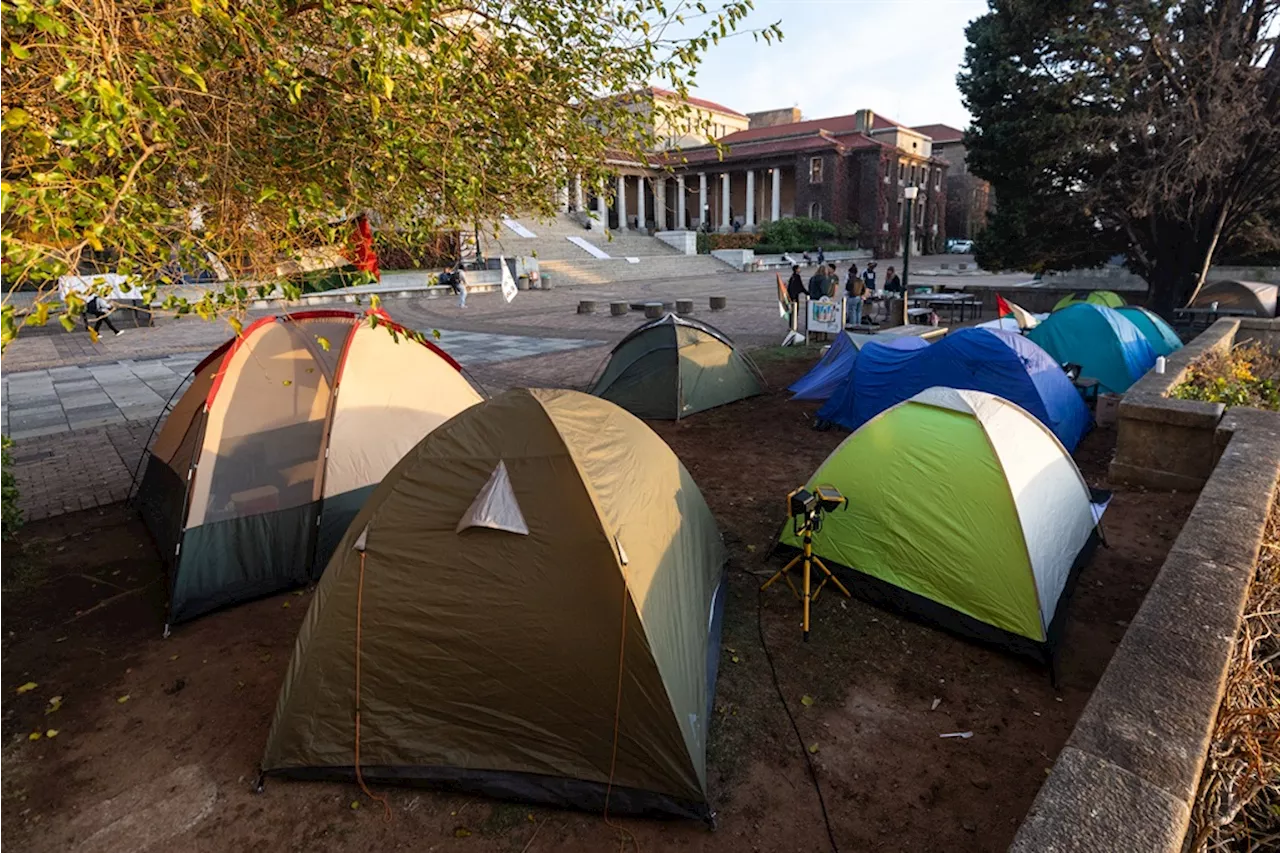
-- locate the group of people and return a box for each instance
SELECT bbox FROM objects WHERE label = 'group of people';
[785,259,903,326]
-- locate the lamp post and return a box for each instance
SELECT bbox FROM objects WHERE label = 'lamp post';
[901,184,919,325]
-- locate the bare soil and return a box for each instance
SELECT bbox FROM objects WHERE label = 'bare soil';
[1,349,1198,853]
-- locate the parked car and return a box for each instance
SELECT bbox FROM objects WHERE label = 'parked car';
[947,239,974,254]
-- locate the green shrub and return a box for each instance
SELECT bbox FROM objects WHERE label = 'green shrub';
[696,232,710,254]
[706,233,760,251]
[759,217,837,250]
[2,436,21,542]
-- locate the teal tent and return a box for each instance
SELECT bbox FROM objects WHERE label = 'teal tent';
[1116,306,1182,357]
[1027,304,1157,394]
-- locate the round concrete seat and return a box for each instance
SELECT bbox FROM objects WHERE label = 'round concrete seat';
[709,296,727,311]
[610,301,629,317]
[577,300,599,314]
[676,299,694,315]
[643,303,665,319]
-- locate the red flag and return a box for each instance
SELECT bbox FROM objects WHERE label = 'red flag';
[996,293,1013,317]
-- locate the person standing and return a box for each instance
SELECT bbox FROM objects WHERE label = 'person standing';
[807,264,829,300]
[786,264,806,303]
[884,266,903,293]
[825,263,840,297]
[846,264,866,326]
[863,262,878,292]
[816,246,826,266]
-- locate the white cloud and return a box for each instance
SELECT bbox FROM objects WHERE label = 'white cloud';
[680,0,987,128]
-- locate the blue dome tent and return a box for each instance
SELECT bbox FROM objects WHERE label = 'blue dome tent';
[789,332,877,401]
[1116,306,1182,357]
[1027,304,1157,394]
[816,328,1090,451]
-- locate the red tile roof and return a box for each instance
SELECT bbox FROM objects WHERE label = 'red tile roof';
[911,124,965,143]
[648,86,748,119]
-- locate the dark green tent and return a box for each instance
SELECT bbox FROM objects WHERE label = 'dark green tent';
[587,314,765,419]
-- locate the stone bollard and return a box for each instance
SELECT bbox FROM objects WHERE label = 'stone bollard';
[577,300,598,314]
[610,301,629,317]
[643,302,664,319]
[676,299,694,315]
[958,263,968,271]
[709,295,727,311]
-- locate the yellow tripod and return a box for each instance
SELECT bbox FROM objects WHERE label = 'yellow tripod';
[762,500,851,641]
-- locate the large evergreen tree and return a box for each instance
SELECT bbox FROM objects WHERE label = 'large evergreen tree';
[959,1,1280,315]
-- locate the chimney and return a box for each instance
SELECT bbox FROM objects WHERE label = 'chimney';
[747,107,802,130]
[853,109,876,133]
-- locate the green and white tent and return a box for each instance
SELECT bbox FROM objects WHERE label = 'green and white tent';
[778,387,1106,661]
[588,314,765,419]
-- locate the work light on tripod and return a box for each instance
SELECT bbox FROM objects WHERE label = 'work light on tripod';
[763,484,852,641]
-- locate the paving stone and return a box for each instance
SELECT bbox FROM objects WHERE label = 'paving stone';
[52,379,101,394]
[60,392,115,410]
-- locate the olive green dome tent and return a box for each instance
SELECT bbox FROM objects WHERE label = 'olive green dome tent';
[778,387,1106,662]
[134,309,483,625]
[588,314,765,419]
[261,388,728,821]
[1052,289,1126,311]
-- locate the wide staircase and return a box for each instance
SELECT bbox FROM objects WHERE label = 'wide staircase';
[480,213,735,288]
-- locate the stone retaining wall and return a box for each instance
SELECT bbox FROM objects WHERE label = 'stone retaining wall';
[1011,374,1280,851]
[1111,318,1280,489]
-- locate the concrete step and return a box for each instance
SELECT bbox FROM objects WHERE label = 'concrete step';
[538,255,734,288]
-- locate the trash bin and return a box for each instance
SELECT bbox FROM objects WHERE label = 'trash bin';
[541,273,553,290]
[517,275,530,291]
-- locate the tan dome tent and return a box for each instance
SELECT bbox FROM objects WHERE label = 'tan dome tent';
[135,310,482,624]
[1189,280,1278,318]
[588,313,765,419]
[260,389,727,822]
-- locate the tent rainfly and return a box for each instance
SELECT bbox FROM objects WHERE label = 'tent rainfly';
[135,310,483,624]
[1052,290,1127,311]
[780,387,1108,663]
[816,327,1090,451]
[1115,306,1183,357]
[260,388,728,821]
[1027,304,1157,394]
[789,331,884,401]
[1190,280,1278,319]
[588,313,765,419]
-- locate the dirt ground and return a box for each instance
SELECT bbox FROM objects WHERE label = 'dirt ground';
[1,349,1199,853]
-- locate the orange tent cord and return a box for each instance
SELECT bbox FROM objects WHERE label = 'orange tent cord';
[354,550,393,822]
[602,565,639,853]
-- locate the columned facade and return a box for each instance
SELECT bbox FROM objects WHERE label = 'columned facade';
[698,173,708,228]
[615,174,627,232]
[677,175,687,228]
[720,173,730,231]
[745,170,756,229]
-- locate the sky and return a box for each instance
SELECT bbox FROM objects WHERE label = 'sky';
[679,0,990,130]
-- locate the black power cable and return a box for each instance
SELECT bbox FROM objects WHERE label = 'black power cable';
[754,582,841,853]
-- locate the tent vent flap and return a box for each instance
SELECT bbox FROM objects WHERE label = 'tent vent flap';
[456,460,529,535]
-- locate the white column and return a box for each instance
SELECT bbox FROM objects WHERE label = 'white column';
[557,181,570,212]
[745,170,756,230]
[574,173,585,212]
[698,173,708,227]
[720,173,730,231]
[616,174,627,232]
[596,184,607,230]
[637,176,646,232]
[771,168,781,221]
[655,178,667,230]
[677,175,687,228]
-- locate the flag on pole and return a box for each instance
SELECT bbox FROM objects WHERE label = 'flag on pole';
[996,292,1013,318]
[777,273,791,321]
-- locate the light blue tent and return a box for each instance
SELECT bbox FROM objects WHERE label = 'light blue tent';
[789,332,876,401]
[1027,304,1157,394]
[1116,306,1182,357]
[815,328,1090,451]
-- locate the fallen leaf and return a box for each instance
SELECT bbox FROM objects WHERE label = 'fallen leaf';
[169,654,179,661]
[282,601,291,608]
[800,695,815,707]
[746,544,757,553]
[350,800,360,810]
[46,696,62,714]
[930,697,942,711]
[807,743,819,754]
[45,729,58,738]
[116,694,130,704]
[731,655,740,663]
[54,637,67,643]
[453,827,472,838]
[15,682,37,694]
[28,732,41,741]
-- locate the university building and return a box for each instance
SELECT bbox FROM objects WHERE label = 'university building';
[565,92,991,258]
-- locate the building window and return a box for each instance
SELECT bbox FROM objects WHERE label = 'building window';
[883,160,891,183]
[882,221,889,232]
[935,170,942,190]
[809,201,822,219]
[911,165,918,186]
[898,162,905,182]
[809,157,823,183]
[897,201,903,223]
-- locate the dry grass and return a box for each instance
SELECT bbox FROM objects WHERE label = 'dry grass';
[1186,503,1280,851]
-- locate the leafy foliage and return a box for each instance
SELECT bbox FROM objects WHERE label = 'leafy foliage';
[2,436,22,541]
[1,0,780,346]
[1171,342,1280,410]
[959,1,1280,315]
[758,217,837,251]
